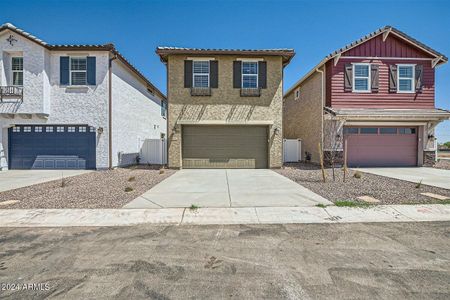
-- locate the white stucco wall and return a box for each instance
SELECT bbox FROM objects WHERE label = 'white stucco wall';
[111,60,167,166]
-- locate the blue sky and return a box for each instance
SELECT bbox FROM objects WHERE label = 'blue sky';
[1,0,449,142]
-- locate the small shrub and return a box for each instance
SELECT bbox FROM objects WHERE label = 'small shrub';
[316,203,327,208]
[128,176,136,182]
[353,171,362,179]
[189,204,199,211]
[124,187,134,192]
[335,200,371,208]
[415,179,423,189]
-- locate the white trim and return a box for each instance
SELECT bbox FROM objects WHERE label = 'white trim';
[69,56,87,86]
[187,57,215,61]
[236,58,264,62]
[397,64,415,93]
[241,61,258,89]
[192,60,210,88]
[11,56,23,86]
[352,63,371,93]
[345,121,427,126]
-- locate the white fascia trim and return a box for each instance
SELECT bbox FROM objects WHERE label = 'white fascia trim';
[236,58,264,62]
[187,57,215,61]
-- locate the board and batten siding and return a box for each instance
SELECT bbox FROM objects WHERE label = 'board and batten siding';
[326,34,436,109]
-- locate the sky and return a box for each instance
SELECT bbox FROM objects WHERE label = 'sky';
[1,0,449,142]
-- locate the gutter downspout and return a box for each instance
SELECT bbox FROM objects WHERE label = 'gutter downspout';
[108,53,118,169]
[315,68,325,151]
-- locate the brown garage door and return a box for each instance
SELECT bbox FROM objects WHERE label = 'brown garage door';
[182,125,268,169]
[344,126,418,167]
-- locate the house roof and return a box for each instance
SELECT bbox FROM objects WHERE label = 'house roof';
[0,23,166,100]
[156,46,295,66]
[324,107,450,121]
[285,26,448,97]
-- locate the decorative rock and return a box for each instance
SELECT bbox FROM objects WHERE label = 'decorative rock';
[420,192,449,201]
[0,200,20,206]
[357,196,380,203]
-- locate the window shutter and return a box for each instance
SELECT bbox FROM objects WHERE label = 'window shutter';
[233,61,242,88]
[389,65,397,93]
[184,60,193,88]
[210,60,218,88]
[87,56,96,85]
[371,64,379,92]
[415,64,423,92]
[60,56,70,85]
[258,61,267,89]
[344,64,352,92]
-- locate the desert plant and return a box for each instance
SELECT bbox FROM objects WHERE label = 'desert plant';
[316,203,327,208]
[335,200,371,207]
[128,176,136,182]
[159,168,165,174]
[353,171,362,179]
[60,177,67,188]
[124,187,134,192]
[189,204,199,211]
[415,179,423,189]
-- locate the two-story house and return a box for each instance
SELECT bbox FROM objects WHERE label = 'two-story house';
[284,26,450,167]
[0,23,167,170]
[156,47,295,169]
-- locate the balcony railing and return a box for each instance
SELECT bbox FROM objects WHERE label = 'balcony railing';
[0,86,23,102]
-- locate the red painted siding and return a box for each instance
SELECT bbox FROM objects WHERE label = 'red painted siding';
[326,34,436,109]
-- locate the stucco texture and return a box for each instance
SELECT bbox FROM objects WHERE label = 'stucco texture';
[167,55,284,168]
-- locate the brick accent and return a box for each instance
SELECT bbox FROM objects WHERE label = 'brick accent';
[423,151,436,167]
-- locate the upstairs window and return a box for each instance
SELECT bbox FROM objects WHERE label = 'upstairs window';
[242,62,258,88]
[161,100,167,118]
[192,61,209,88]
[70,57,87,85]
[12,57,23,86]
[398,65,414,93]
[353,63,370,92]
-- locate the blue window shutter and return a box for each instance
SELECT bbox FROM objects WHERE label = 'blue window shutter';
[60,56,70,85]
[87,57,96,85]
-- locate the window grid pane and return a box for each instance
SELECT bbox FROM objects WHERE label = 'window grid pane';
[193,61,209,74]
[398,66,413,78]
[13,72,23,86]
[380,128,397,134]
[71,58,87,71]
[242,62,257,75]
[354,78,369,91]
[360,127,378,134]
[71,72,87,85]
[354,65,369,77]
[242,75,257,88]
[12,57,23,71]
[193,75,209,88]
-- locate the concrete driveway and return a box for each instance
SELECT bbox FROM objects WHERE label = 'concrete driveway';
[0,169,92,192]
[355,167,450,189]
[125,169,332,208]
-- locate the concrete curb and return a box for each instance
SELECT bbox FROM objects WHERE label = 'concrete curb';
[0,205,449,227]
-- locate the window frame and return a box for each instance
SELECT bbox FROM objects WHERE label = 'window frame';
[241,61,259,89]
[352,63,371,93]
[69,56,87,86]
[397,64,415,93]
[11,56,23,86]
[294,88,300,100]
[192,60,210,88]
[161,101,167,118]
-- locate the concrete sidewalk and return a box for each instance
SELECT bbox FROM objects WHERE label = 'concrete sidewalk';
[0,204,448,227]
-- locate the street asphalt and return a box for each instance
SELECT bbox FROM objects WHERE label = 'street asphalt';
[0,222,449,299]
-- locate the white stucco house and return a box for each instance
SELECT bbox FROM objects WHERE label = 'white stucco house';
[0,23,167,170]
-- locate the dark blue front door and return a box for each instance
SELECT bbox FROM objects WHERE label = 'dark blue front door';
[8,125,96,169]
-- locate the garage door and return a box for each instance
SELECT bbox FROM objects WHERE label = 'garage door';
[182,125,268,168]
[344,126,417,167]
[8,125,96,169]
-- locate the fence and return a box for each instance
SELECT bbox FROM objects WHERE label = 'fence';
[140,138,167,165]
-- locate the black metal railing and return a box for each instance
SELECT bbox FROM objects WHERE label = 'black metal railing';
[0,86,23,102]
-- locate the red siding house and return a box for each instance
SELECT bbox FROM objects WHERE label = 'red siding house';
[284,26,450,167]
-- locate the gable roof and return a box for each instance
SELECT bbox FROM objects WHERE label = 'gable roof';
[0,23,165,100]
[285,25,448,97]
[156,46,295,66]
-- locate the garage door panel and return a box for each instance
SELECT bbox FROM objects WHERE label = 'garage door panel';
[345,127,417,167]
[182,125,268,169]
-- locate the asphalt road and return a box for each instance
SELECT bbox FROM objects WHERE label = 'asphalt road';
[0,222,449,299]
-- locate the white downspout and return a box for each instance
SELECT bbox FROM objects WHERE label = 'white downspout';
[316,68,325,150]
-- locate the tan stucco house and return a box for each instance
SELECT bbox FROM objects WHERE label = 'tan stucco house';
[156,47,295,169]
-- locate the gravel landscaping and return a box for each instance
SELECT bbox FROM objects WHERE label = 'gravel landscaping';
[434,159,450,170]
[276,163,450,205]
[0,166,175,209]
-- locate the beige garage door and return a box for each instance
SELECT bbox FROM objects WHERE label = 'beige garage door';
[182,125,268,169]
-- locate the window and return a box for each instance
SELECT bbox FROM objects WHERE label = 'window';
[90,126,96,132]
[12,57,23,86]
[79,126,86,133]
[70,57,87,85]
[380,128,397,134]
[12,126,20,132]
[23,126,31,132]
[161,101,167,118]
[57,126,64,132]
[399,128,416,134]
[398,65,414,93]
[192,61,209,88]
[360,127,378,134]
[46,126,54,132]
[344,127,359,134]
[353,64,370,92]
[295,89,300,100]
[242,61,258,88]
[34,126,42,132]
[68,126,75,133]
